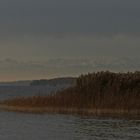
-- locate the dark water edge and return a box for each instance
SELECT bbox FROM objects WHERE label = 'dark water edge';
[0,105,140,120]
[0,111,140,140]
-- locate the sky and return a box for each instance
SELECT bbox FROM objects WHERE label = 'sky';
[0,0,140,81]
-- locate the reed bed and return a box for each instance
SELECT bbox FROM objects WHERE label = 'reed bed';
[1,71,140,116]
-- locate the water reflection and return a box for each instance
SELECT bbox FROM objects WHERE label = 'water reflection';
[0,111,140,140]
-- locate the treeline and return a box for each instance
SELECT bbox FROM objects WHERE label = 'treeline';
[30,77,76,86]
[3,71,140,111]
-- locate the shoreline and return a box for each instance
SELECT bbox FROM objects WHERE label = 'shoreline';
[0,71,139,118]
[0,105,140,117]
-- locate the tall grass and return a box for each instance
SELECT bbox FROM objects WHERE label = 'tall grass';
[2,71,140,113]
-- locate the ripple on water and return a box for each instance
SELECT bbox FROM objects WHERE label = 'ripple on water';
[0,111,140,140]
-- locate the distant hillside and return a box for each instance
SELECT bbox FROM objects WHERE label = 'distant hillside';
[0,81,31,86]
[0,77,76,87]
[30,77,76,87]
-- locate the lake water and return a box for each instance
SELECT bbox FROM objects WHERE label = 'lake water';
[0,111,140,140]
[0,85,68,100]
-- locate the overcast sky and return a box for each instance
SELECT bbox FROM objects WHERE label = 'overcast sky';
[0,0,140,80]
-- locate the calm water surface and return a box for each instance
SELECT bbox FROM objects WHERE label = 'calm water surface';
[0,111,140,140]
[0,86,66,100]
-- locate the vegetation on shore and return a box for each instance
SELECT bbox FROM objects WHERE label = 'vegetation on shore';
[1,71,140,115]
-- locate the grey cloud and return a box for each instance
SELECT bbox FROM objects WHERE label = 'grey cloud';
[0,57,139,81]
[0,34,140,60]
[0,0,139,81]
[0,0,140,34]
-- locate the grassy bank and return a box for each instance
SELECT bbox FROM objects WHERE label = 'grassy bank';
[1,71,140,116]
[0,105,140,117]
